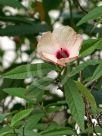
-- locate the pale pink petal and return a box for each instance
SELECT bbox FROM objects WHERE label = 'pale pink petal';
[52,26,76,49]
[69,34,83,58]
[42,52,65,66]
[37,32,58,57]
[52,26,83,59]
[60,56,78,63]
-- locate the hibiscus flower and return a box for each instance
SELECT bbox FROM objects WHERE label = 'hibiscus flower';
[37,26,83,66]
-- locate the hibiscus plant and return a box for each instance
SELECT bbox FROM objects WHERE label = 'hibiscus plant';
[0,0,102,136]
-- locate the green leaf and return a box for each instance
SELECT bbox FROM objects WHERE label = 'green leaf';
[0,0,23,9]
[46,106,61,113]
[3,88,26,98]
[91,63,102,81]
[95,126,102,133]
[64,79,85,131]
[34,123,48,130]
[27,88,44,102]
[18,127,41,136]
[41,128,74,136]
[69,59,101,77]
[80,39,102,57]
[77,6,102,26]
[0,113,9,123]
[23,131,41,136]
[0,23,49,36]
[26,78,53,102]
[80,39,98,53]
[4,134,14,136]
[25,112,44,130]
[0,16,33,24]
[28,78,53,92]
[41,125,74,136]
[3,63,56,79]
[95,77,102,91]
[75,81,97,113]
[11,108,33,126]
[0,127,13,136]
[43,122,61,132]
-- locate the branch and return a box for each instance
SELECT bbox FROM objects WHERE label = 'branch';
[75,0,88,13]
[68,0,75,27]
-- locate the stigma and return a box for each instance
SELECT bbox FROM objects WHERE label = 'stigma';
[56,48,69,59]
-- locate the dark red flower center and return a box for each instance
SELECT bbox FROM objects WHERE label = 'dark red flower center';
[56,48,69,59]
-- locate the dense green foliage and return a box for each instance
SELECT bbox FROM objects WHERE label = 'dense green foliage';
[0,0,102,135]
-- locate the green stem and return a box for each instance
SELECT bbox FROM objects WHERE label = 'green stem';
[68,0,75,27]
[13,128,18,136]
